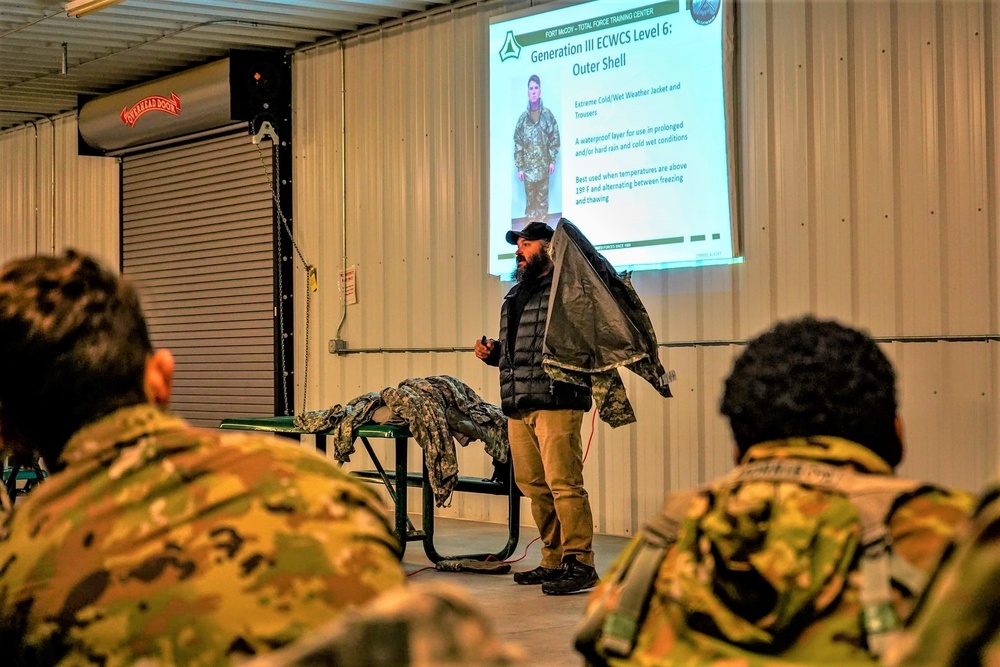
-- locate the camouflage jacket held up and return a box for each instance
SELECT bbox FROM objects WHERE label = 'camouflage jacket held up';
[0,404,406,666]
[582,437,973,667]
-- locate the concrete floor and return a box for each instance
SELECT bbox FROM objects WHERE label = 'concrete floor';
[400,516,631,667]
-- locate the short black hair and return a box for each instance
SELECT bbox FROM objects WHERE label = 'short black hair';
[720,316,902,467]
[528,74,540,87]
[0,250,152,465]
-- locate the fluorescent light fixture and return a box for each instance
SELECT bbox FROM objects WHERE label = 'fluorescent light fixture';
[65,0,126,18]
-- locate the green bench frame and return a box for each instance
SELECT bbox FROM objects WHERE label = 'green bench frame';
[2,459,47,503]
[218,416,520,563]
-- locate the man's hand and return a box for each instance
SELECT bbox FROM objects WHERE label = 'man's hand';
[517,170,525,182]
[548,162,555,175]
[474,336,496,360]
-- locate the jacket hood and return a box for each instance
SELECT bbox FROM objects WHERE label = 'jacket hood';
[666,437,890,650]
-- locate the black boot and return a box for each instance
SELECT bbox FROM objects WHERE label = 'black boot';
[513,565,563,585]
[542,556,600,595]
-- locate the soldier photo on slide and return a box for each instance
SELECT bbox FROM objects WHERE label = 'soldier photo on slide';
[513,73,561,226]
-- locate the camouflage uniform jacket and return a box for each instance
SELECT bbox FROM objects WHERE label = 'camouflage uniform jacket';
[293,390,383,460]
[589,437,972,667]
[0,404,406,666]
[885,482,1000,666]
[295,376,509,509]
[383,376,509,508]
[513,103,560,183]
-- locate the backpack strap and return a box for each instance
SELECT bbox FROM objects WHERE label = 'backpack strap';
[575,490,695,662]
[888,550,929,598]
[841,476,925,658]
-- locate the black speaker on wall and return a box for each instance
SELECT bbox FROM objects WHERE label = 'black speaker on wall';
[229,49,291,136]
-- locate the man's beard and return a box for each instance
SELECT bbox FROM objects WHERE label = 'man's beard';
[512,251,552,283]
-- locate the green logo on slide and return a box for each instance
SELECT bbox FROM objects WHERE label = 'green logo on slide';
[499,31,522,61]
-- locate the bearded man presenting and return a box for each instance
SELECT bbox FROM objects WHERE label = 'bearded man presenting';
[474,221,598,596]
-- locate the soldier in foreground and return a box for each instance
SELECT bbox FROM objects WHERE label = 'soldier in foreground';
[0,251,406,664]
[577,316,973,665]
[243,582,523,667]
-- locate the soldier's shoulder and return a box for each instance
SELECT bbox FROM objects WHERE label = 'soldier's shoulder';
[891,484,976,527]
[212,427,324,458]
[196,427,367,492]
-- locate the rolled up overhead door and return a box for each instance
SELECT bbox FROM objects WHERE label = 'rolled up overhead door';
[122,126,275,428]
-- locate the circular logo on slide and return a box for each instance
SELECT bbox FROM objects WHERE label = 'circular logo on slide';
[691,0,721,26]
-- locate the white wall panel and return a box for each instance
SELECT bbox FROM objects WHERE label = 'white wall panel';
[993,3,1000,343]
[811,1,853,318]
[736,0,776,335]
[893,341,997,491]
[941,2,989,333]
[0,114,117,269]
[0,124,40,260]
[663,269,700,344]
[286,0,1000,537]
[632,371,671,535]
[852,0,897,333]
[663,347,700,496]
[993,342,1000,480]
[897,2,943,335]
[772,1,811,318]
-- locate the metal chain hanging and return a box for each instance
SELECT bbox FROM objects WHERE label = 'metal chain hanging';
[256,140,313,416]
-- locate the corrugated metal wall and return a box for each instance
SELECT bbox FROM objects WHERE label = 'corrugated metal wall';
[291,0,999,537]
[1,0,997,538]
[0,114,119,268]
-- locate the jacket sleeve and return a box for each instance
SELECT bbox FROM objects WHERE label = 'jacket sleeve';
[513,116,525,171]
[546,110,560,162]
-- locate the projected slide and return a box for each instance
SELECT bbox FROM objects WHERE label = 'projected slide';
[488,0,736,275]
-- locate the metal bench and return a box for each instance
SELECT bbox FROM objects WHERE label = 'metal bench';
[218,416,520,563]
[2,457,47,506]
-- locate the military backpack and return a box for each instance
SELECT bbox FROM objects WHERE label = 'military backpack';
[575,458,937,665]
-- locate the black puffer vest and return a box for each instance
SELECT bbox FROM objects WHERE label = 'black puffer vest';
[498,274,592,417]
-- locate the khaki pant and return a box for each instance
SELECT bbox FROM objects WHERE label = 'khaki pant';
[508,409,594,568]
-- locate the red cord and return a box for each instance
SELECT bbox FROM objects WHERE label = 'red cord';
[498,535,539,564]
[583,407,597,463]
[406,565,436,577]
